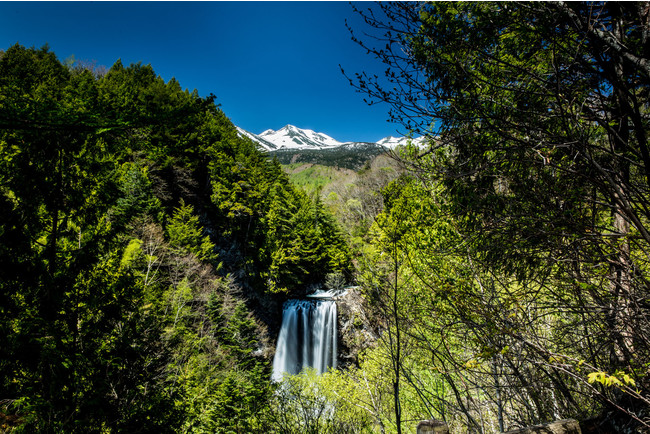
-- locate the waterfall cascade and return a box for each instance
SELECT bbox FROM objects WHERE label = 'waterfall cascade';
[271,297,338,382]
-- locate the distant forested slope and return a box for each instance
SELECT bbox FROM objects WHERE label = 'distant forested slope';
[270,142,385,170]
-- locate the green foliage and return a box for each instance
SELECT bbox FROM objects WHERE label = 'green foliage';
[111,161,162,227]
[346,2,650,430]
[166,199,216,262]
[205,127,352,292]
[283,163,354,196]
[262,182,352,293]
[2,44,343,432]
[343,174,607,431]
[321,154,404,250]
[259,369,374,433]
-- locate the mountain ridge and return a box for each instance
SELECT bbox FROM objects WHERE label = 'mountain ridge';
[236,124,422,152]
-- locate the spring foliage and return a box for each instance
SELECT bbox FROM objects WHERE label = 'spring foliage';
[0,44,350,432]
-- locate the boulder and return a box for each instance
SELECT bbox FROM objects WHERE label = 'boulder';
[417,419,449,434]
[504,419,581,434]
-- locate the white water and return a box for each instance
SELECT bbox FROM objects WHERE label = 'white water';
[271,299,338,381]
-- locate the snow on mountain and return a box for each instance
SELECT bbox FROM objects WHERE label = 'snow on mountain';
[236,127,279,150]
[237,124,424,152]
[376,135,426,149]
[257,125,342,150]
[237,125,341,151]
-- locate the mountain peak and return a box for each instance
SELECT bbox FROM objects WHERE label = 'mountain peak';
[238,125,424,152]
[377,135,426,148]
[255,125,342,150]
[262,125,300,135]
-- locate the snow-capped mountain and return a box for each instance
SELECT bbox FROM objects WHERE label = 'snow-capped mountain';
[237,124,423,152]
[236,127,279,150]
[258,125,343,150]
[377,136,424,148]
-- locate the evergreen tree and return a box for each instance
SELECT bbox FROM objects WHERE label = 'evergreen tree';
[0,43,351,431]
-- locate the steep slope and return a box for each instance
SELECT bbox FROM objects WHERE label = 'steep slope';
[236,126,278,150]
[0,45,353,433]
[283,163,356,195]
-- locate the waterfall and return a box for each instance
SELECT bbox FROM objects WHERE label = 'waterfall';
[271,298,338,382]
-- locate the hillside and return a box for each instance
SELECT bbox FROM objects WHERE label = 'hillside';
[282,163,356,195]
[0,45,353,432]
[272,142,386,170]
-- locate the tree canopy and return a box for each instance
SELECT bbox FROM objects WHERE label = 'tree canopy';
[0,43,351,432]
[345,1,650,430]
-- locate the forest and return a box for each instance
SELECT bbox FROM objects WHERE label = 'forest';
[2,1,650,433]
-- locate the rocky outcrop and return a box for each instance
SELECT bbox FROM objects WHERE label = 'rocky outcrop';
[335,287,379,368]
[504,419,581,434]
[417,419,449,434]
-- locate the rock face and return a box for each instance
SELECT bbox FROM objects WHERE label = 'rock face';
[504,419,581,434]
[417,420,449,434]
[335,287,378,368]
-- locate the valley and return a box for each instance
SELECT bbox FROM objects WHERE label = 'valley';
[3,1,650,431]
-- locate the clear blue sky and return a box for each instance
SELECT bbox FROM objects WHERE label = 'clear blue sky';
[0,1,405,143]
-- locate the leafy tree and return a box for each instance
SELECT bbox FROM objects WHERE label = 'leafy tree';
[260,369,373,434]
[110,161,163,228]
[0,44,276,432]
[0,44,135,431]
[348,2,650,428]
[357,176,446,433]
[0,42,353,432]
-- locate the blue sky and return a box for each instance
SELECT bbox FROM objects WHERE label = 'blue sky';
[0,1,404,143]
